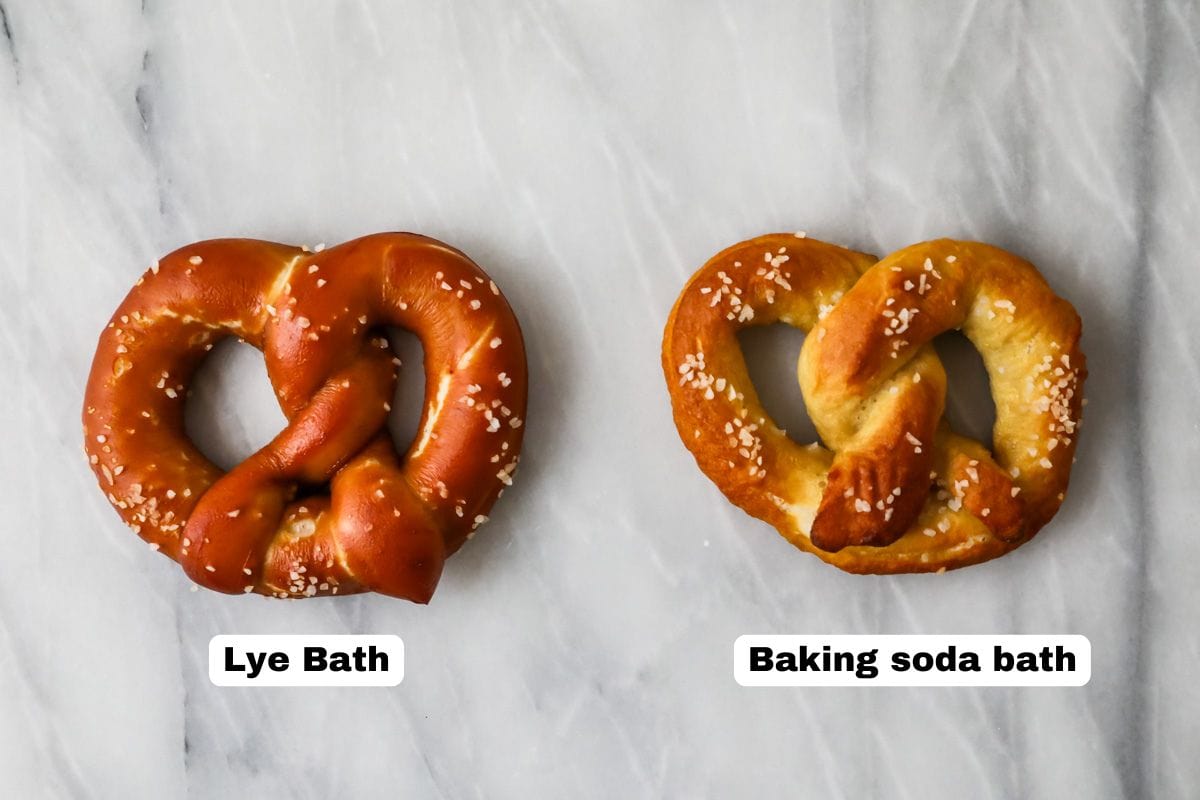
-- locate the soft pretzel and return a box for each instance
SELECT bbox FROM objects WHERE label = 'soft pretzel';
[83,233,527,601]
[662,234,1085,573]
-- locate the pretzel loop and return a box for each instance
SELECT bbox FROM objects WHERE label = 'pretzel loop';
[802,240,1084,553]
[84,233,528,601]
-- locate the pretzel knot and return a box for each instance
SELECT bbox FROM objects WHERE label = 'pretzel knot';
[662,234,1086,573]
[83,233,527,601]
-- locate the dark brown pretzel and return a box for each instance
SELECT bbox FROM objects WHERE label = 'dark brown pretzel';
[83,233,527,601]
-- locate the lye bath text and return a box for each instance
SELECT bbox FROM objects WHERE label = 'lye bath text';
[223,644,388,678]
[209,635,404,687]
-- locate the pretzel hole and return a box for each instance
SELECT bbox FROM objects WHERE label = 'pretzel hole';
[933,331,997,447]
[738,324,821,445]
[384,327,426,454]
[184,338,286,471]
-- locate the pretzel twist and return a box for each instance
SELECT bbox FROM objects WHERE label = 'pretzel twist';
[83,233,527,601]
[662,234,1085,573]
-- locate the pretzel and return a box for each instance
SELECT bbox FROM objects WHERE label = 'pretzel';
[662,234,1085,573]
[83,233,527,601]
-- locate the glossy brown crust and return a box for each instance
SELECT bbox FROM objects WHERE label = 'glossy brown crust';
[662,234,1086,574]
[83,233,527,601]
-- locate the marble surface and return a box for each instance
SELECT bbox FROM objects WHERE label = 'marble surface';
[2,1,1197,797]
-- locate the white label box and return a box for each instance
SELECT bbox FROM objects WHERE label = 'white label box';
[209,635,404,687]
[734,634,1090,687]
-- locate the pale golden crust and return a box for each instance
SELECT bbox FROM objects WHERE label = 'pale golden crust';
[662,234,1086,574]
[82,233,527,601]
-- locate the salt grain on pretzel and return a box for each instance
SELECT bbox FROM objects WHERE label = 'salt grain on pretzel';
[662,234,1085,574]
[83,233,527,601]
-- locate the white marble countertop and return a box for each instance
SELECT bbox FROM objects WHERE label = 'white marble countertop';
[2,1,1197,797]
